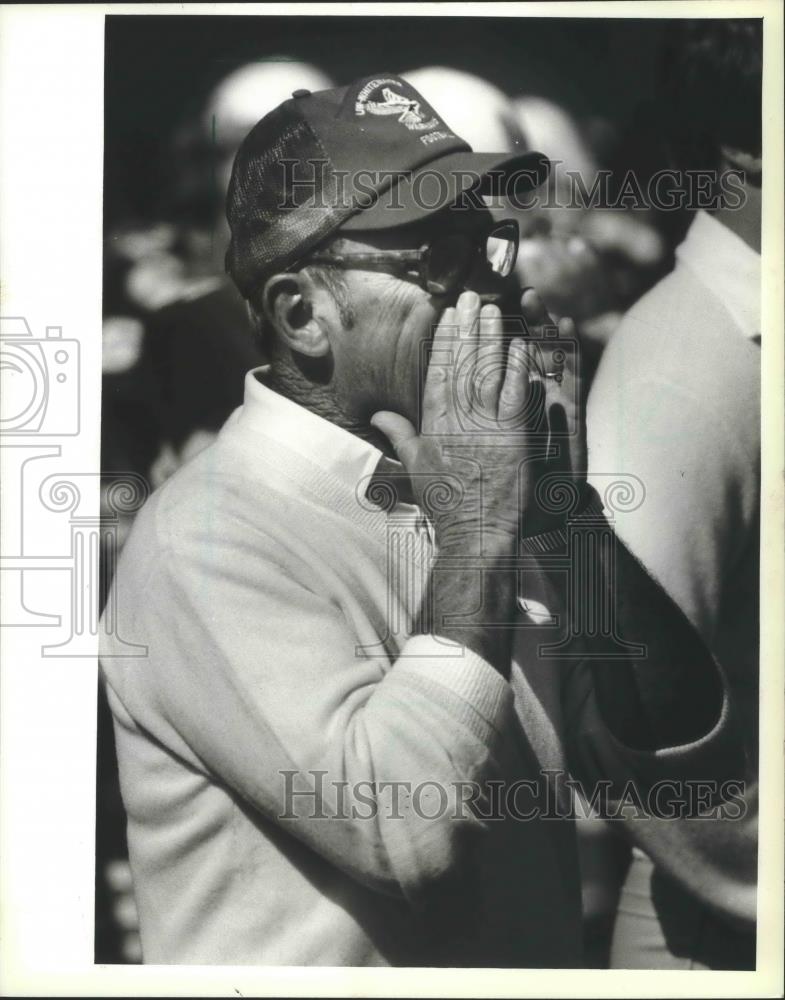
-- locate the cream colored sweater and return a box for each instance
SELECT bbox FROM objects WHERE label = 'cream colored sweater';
[101,370,738,966]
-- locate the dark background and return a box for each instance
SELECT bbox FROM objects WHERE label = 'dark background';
[104,15,667,227]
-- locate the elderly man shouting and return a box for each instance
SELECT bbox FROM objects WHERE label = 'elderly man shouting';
[100,76,740,967]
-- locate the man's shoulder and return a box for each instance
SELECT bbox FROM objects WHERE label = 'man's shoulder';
[614,267,711,346]
[122,434,281,574]
[102,437,307,669]
[610,258,756,362]
[595,263,758,403]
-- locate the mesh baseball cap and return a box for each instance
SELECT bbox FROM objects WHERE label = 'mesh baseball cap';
[225,73,550,300]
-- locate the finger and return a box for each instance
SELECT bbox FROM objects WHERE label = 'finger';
[555,316,578,369]
[551,315,582,406]
[520,376,550,532]
[546,402,572,476]
[543,312,587,481]
[546,398,587,492]
[520,286,552,333]
[456,289,482,342]
[498,339,545,431]
[571,398,588,481]
[526,373,547,434]
[555,318,587,475]
[370,411,419,468]
[537,315,578,395]
[432,304,458,346]
[473,303,505,418]
[478,301,503,350]
[497,337,528,427]
[452,290,482,426]
[557,315,577,340]
[421,306,457,427]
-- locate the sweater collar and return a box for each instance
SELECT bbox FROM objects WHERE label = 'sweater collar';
[676,210,761,339]
[236,367,399,501]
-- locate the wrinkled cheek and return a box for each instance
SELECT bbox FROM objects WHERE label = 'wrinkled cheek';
[401,300,442,420]
[354,277,442,418]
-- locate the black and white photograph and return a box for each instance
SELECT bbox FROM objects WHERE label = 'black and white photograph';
[1,3,783,996]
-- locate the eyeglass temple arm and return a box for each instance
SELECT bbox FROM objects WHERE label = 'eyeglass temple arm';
[306,249,426,267]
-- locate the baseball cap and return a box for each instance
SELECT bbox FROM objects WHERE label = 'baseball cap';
[226,73,550,300]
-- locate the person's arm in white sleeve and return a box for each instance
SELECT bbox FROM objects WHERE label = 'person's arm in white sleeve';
[109,528,519,907]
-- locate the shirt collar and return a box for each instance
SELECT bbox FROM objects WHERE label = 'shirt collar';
[235,366,389,499]
[675,210,761,339]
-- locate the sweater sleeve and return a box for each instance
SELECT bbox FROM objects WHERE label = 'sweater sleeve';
[104,525,521,909]
[513,544,744,800]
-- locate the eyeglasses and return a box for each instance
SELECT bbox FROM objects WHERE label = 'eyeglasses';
[295,219,519,297]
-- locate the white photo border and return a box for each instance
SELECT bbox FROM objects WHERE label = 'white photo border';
[0,3,782,996]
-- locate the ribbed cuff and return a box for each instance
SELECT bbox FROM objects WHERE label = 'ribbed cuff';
[388,634,513,742]
[519,484,605,555]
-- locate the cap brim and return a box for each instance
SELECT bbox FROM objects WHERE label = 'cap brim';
[340,150,549,232]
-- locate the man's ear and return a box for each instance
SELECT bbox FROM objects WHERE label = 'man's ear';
[261,272,330,357]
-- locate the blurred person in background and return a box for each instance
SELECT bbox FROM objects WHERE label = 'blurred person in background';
[403,66,666,387]
[511,95,666,343]
[588,20,762,969]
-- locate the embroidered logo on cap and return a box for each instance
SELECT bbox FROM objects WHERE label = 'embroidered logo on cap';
[355,78,439,132]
